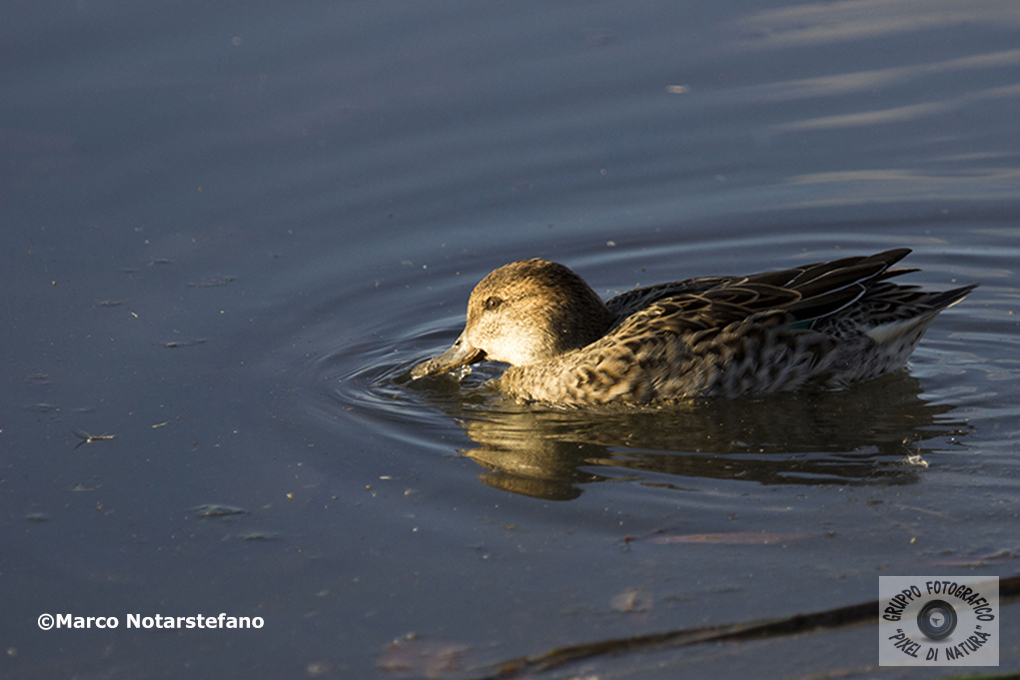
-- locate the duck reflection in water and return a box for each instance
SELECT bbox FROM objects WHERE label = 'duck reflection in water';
[408,374,968,500]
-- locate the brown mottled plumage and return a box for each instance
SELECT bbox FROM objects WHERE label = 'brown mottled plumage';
[410,250,977,405]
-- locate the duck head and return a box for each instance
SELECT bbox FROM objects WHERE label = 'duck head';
[410,259,615,378]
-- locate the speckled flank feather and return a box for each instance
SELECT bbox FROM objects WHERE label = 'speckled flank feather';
[410,250,978,405]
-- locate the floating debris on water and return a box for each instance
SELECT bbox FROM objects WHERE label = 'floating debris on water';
[610,587,654,613]
[188,276,236,288]
[164,338,208,348]
[648,531,812,545]
[378,633,470,678]
[238,531,279,541]
[192,504,246,518]
[72,430,115,451]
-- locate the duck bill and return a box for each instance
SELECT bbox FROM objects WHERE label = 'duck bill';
[410,334,485,379]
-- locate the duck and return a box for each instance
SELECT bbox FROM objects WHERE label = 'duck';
[409,249,977,405]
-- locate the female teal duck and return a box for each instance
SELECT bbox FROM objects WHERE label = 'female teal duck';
[410,249,977,405]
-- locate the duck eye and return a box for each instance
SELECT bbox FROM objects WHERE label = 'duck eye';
[484,296,503,310]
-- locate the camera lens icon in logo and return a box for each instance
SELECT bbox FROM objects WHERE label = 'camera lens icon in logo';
[917,599,958,640]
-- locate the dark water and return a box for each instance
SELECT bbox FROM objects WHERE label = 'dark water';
[4,1,1020,678]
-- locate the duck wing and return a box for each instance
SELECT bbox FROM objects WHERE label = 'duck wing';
[607,248,916,331]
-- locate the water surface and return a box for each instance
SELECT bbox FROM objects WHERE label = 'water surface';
[3,0,1019,677]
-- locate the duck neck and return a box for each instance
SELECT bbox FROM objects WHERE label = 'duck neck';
[551,298,615,356]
